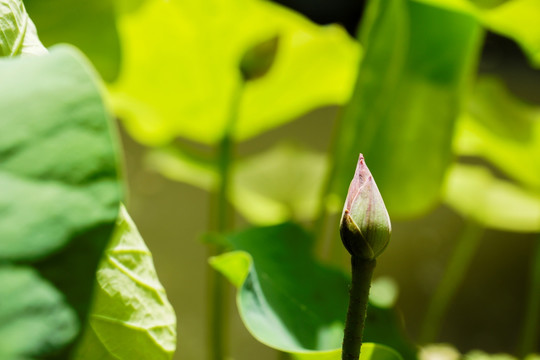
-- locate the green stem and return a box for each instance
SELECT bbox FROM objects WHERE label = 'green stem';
[342,256,376,360]
[419,220,484,344]
[207,80,244,360]
[518,237,540,356]
[207,254,228,360]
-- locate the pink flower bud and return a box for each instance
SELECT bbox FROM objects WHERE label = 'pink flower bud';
[340,154,391,259]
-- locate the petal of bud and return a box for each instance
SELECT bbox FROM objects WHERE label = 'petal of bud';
[340,154,391,259]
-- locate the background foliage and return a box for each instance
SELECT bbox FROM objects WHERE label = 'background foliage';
[1,0,540,359]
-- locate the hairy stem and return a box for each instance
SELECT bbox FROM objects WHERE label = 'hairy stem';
[342,256,376,360]
[419,220,484,344]
[207,80,243,360]
[518,237,540,356]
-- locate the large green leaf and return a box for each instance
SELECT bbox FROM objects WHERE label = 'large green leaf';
[24,0,121,81]
[0,45,121,358]
[413,0,540,66]
[443,163,540,232]
[148,143,327,224]
[210,224,417,359]
[111,0,359,145]
[454,77,540,191]
[73,205,176,360]
[0,0,47,56]
[330,0,482,219]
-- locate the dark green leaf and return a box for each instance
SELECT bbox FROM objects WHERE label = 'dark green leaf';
[210,224,417,359]
[0,45,121,359]
[331,0,482,218]
[413,0,540,66]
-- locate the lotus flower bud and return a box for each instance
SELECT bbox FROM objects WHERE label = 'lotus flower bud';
[340,154,391,260]
[239,35,279,81]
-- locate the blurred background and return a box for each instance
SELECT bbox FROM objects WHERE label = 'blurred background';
[23,0,540,359]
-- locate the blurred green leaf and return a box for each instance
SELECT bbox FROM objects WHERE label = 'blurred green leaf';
[454,77,540,191]
[418,344,461,360]
[210,223,417,359]
[330,0,482,219]
[148,143,327,225]
[464,350,517,360]
[24,0,121,81]
[292,343,404,360]
[73,205,176,360]
[146,145,216,191]
[412,0,540,66]
[443,163,540,232]
[0,46,121,358]
[111,0,360,145]
[233,143,326,224]
[370,277,399,309]
[0,0,47,56]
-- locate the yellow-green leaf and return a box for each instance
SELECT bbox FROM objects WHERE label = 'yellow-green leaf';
[443,163,540,232]
[74,206,177,360]
[454,77,540,191]
[111,0,360,145]
[292,343,403,360]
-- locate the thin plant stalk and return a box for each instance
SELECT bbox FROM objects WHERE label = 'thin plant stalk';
[206,80,244,360]
[419,220,484,344]
[342,257,376,360]
[518,237,540,356]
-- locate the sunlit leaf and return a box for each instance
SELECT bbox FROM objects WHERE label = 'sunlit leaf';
[412,0,540,66]
[454,77,540,191]
[24,0,121,80]
[148,143,327,225]
[330,0,483,219]
[292,343,403,360]
[0,45,121,358]
[210,223,417,359]
[111,0,360,145]
[0,0,47,56]
[73,206,176,360]
[443,163,540,232]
